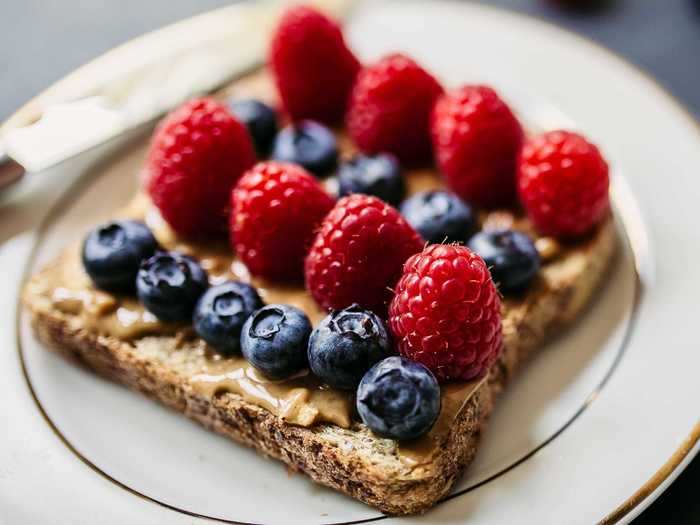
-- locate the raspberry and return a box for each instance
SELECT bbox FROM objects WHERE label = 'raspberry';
[346,53,443,166]
[305,194,424,314]
[431,85,524,208]
[517,130,610,238]
[146,98,255,238]
[388,244,502,382]
[231,162,334,281]
[269,5,360,124]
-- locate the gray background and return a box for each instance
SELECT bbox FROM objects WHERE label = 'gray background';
[1,0,698,523]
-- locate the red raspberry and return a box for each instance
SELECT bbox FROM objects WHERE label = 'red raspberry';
[231,162,334,281]
[346,53,444,166]
[146,98,255,238]
[518,130,610,238]
[388,244,502,382]
[305,194,424,313]
[269,5,360,124]
[431,85,524,208]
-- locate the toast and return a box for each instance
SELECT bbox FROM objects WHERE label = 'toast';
[22,71,617,516]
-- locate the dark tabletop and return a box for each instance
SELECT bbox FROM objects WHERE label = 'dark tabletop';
[1,1,698,523]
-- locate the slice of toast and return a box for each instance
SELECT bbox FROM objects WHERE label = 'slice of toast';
[23,206,615,516]
[22,71,617,516]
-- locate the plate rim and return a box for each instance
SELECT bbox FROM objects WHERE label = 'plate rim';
[6,0,700,523]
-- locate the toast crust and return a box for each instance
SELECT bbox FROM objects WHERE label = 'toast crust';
[24,214,615,515]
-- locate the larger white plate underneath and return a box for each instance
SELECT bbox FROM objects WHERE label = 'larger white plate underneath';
[2,1,699,524]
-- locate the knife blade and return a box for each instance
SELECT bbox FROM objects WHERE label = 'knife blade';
[0,0,356,182]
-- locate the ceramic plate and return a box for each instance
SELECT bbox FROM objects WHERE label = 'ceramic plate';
[2,1,699,524]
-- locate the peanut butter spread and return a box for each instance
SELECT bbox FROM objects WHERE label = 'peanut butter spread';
[35,188,551,464]
[31,71,562,463]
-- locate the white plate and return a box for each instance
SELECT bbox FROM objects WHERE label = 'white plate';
[2,1,700,524]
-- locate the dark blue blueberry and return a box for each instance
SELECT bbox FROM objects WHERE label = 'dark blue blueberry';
[356,356,440,440]
[228,99,278,155]
[337,153,405,206]
[136,252,208,322]
[82,220,158,293]
[468,229,540,294]
[308,304,393,390]
[400,190,476,244]
[241,304,311,379]
[271,120,338,176]
[193,281,264,355]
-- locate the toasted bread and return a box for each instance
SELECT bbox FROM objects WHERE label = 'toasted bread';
[22,71,617,516]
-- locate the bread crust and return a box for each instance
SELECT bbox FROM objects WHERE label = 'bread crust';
[23,215,616,515]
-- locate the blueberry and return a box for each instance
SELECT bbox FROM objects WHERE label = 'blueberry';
[356,356,440,440]
[271,120,338,176]
[82,220,158,293]
[241,304,312,379]
[337,154,405,206]
[400,190,476,244]
[193,281,264,355]
[228,99,278,154]
[136,252,208,322]
[468,229,540,294]
[308,304,393,390]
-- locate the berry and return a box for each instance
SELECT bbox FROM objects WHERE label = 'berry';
[305,194,424,314]
[308,304,393,390]
[518,130,610,238]
[400,190,475,244]
[269,5,360,124]
[337,153,405,206]
[241,304,312,379]
[193,281,264,355]
[468,230,540,294]
[137,252,209,322]
[347,53,443,165]
[431,85,524,207]
[231,162,334,281]
[356,356,440,440]
[271,121,338,177]
[228,99,278,154]
[82,220,158,293]
[388,244,502,382]
[146,98,256,237]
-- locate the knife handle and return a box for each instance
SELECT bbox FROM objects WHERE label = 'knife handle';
[0,150,26,192]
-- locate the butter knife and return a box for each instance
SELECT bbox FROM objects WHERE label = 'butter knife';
[0,0,355,194]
